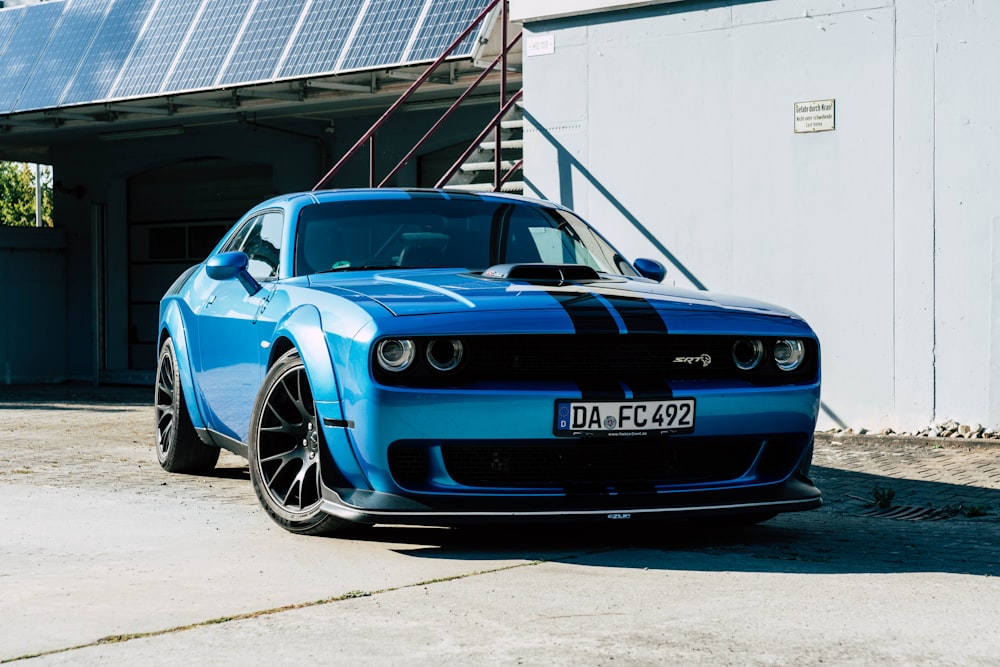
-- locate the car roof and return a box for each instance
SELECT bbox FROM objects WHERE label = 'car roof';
[254,188,562,211]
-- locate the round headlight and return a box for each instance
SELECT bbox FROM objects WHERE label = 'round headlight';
[426,338,464,372]
[376,339,415,372]
[732,339,764,371]
[773,339,806,371]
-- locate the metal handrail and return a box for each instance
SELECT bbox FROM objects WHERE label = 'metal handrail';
[312,0,512,191]
[497,158,523,189]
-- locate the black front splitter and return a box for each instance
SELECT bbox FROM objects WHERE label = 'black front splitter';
[319,476,822,527]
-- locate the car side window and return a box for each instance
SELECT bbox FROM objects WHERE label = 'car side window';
[224,211,284,280]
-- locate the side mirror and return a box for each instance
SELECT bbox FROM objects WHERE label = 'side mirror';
[633,258,666,283]
[206,251,262,294]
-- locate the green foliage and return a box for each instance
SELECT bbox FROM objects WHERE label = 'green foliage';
[0,162,54,227]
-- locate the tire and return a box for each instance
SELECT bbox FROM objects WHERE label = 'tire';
[154,338,220,473]
[248,349,349,536]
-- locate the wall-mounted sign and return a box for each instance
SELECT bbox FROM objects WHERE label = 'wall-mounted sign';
[794,99,836,133]
[525,33,555,57]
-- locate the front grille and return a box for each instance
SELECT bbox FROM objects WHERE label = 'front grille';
[476,335,734,381]
[388,446,430,485]
[373,334,818,388]
[389,437,777,489]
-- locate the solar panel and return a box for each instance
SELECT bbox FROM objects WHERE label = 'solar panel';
[339,0,425,71]
[14,0,110,113]
[1,0,495,115]
[0,10,22,116]
[61,0,160,106]
[164,0,248,92]
[110,0,202,99]
[0,8,23,106]
[277,0,367,79]
[407,0,486,63]
[0,2,61,115]
[0,7,20,55]
[216,0,308,86]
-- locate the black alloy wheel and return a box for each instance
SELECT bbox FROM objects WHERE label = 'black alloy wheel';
[154,338,220,473]
[249,349,348,535]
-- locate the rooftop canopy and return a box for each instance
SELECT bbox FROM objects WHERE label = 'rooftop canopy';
[0,0,497,135]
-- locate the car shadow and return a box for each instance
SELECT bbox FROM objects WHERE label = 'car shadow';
[345,466,999,577]
[208,465,251,481]
[370,514,998,577]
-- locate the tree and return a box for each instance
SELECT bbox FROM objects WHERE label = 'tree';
[0,162,54,227]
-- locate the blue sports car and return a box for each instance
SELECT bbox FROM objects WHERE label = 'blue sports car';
[155,188,821,535]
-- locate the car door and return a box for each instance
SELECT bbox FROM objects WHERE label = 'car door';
[194,210,285,442]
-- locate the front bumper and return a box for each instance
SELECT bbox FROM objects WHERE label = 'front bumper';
[318,471,822,526]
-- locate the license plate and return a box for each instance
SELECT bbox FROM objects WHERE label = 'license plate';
[554,398,695,437]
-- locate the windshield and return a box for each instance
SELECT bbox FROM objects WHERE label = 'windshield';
[294,197,637,277]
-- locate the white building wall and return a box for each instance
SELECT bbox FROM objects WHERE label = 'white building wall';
[514,0,1000,432]
[932,2,1000,430]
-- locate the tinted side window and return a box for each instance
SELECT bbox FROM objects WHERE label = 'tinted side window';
[222,218,254,254]
[224,211,284,279]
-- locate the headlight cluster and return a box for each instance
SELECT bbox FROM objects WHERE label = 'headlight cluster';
[732,338,806,372]
[376,338,465,374]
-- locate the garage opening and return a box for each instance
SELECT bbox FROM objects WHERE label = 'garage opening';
[127,158,272,372]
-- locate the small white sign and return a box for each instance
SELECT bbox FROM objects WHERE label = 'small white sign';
[525,33,555,57]
[794,99,836,133]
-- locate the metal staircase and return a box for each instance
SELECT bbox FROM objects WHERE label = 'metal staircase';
[312,0,522,194]
[443,103,524,193]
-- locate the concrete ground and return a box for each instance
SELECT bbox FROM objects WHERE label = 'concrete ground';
[1,385,998,665]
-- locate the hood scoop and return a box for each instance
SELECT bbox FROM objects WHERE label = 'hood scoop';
[480,263,601,283]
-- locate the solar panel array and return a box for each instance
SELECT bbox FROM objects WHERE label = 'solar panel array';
[0,0,492,116]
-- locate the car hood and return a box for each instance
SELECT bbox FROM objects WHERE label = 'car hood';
[305,268,802,320]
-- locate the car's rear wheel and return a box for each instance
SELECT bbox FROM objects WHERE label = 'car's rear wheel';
[154,338,220,473]
[249,350,349,536]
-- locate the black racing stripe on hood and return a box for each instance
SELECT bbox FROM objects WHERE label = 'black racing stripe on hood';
[602,295,668,334]
[548,291,619,334]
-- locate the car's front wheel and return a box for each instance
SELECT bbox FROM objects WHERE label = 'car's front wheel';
[249,350,349,536]
[154,338,220,473]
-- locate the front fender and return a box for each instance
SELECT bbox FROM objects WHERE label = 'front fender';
[272,305,344,409]
[272,305,374,489]
[159,296,210,436]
